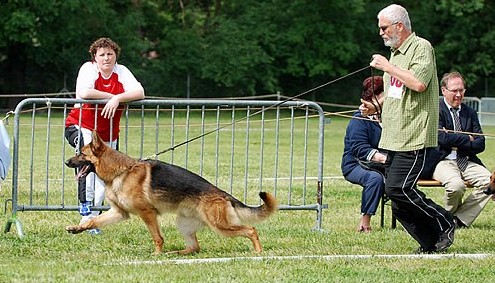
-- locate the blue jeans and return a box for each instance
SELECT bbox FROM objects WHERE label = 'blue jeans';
[345,165,385,215]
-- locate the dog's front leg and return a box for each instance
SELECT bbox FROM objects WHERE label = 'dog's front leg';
[66,207,129,234]
[136,208,164,255]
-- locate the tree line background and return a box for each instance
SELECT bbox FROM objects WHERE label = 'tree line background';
[1,0,494,111]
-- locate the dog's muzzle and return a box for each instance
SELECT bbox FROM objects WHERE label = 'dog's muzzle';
[65,158,94,181]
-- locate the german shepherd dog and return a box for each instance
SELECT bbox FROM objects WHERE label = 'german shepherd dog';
[483,171,495,195]
[65,131,278,255]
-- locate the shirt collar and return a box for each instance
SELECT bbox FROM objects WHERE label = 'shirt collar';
[391,32,416,54]
[443,97,461,112]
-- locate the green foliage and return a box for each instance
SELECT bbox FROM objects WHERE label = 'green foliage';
[0,0,494,105]
[2,10,38,44]
[201,14,274,93]
[433,0,495,86]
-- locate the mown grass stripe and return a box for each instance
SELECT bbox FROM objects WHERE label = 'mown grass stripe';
[113,253,493,265]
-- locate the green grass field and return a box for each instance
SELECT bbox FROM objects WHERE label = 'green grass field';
[1,113,495,283]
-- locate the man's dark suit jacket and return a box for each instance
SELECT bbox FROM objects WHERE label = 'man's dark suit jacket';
[420,98,485,179]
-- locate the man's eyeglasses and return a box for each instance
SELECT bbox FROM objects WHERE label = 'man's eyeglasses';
[445,88,466,95]
[379,22,398,32]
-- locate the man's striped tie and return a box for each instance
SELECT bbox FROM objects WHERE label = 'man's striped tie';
[451,107,468,171]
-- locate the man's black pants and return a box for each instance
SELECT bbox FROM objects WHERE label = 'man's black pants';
[385,148,454,250]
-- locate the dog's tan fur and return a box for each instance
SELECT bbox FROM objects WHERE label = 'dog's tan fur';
[65,131,278,255]
[483,171,495,196]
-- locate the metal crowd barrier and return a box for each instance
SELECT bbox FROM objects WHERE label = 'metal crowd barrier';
[4,98,327,237]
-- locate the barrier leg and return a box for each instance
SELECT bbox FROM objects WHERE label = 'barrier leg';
[4,212,24,238]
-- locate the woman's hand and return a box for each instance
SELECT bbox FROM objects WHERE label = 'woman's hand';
[371,152,388,164]
[359,99,378,117]
[101,96,120,119]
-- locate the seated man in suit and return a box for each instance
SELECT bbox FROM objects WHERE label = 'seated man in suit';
[431,71,492,228]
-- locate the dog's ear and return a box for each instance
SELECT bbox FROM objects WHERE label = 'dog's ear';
[90,130,106,155]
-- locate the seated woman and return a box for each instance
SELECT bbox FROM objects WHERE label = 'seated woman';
[341,76,386,233]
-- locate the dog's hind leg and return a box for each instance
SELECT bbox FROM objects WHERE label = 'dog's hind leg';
[66,207,129,234]
[167,214,204,255]
[203,200,263,253]
[215,225,262,253]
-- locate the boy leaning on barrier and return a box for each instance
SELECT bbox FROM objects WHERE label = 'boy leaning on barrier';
[64,37,145,234]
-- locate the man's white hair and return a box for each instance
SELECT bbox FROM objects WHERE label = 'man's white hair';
[378,4,412,32]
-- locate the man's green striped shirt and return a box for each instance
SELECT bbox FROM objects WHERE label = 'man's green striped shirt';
[379,33,439,152]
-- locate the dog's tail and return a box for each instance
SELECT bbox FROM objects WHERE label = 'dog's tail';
[233,192,278,223]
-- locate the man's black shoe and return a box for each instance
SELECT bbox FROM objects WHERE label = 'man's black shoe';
[453,216,466,229]
[434,225,455,252]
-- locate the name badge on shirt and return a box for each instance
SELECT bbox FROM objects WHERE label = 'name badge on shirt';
[388,76,404,99]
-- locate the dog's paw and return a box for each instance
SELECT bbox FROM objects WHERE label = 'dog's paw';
[66,225,84,234]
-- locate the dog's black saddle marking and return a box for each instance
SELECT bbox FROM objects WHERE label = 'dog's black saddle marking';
[147,160,224,202]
